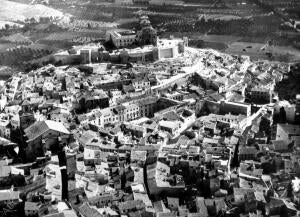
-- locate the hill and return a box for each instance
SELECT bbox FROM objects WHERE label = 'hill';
[0,0,69,28]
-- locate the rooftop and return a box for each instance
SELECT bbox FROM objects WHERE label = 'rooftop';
[24,120,70,142]
[0,189,19,202]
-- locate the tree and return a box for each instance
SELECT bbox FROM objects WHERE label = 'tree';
[4,24,10,30]
[279,107,287,123]
[172,83,178,91]
[185,131,195,139]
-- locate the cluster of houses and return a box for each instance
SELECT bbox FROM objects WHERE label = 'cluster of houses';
[0,37,299,217]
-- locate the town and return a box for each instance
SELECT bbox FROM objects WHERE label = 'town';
[0,8,300,217]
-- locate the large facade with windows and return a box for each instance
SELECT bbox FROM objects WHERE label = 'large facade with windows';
[107,30,137,48]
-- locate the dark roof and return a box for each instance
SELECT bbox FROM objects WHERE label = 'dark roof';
[113,105,126,114]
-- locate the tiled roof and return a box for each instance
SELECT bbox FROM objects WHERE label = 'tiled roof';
[44,213,65,217]
[79,202,102,217]
[195,197,208,217]
[0,190,19,202]
[119,199,145,211]
[25,202,40,211]
[278,124,300,136]
[24,120,70,142]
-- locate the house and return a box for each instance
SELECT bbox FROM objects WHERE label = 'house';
[206,146,228,158]
[78,90,109,112]
[248,87,272,103]
[269,140,290,153]
[0,189,20,205]
[109,89,123,106]
[118,199,146,215]
[233,188,255,205]
[43,213,65,217]
[132,77,150,91]
[209,178,220,194]
[159,120,181,137]
[238,146,258,161]
[244,191,257,213]
[239,163,263,180]
[219,100,251,117]
[131,150,147,166]
[195,197,208,217]
[214,198,226,214]
[274,124,300,142]
[24,201,47,217]
[157,212,176,217]
[24,120,71,161]
[88,194,113,208]
[167,197,179,211]
[147,161,185,196]
[106,30,137,48]
[0,165,11,180]
[254,191,266,210]
[0,116,11,139]
[79,202,103,217]
[124,123,146,138]
[265,198,285,216]
[0,137,17,159]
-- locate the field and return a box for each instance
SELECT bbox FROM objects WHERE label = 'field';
[61,18,118,31]
[225,42,300,62]
[38,30,106,47]
[0,43,19,52]
[0,44,55,70]
[160,30,300,63]
[0,33,32,44]
[0,0,67,23]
